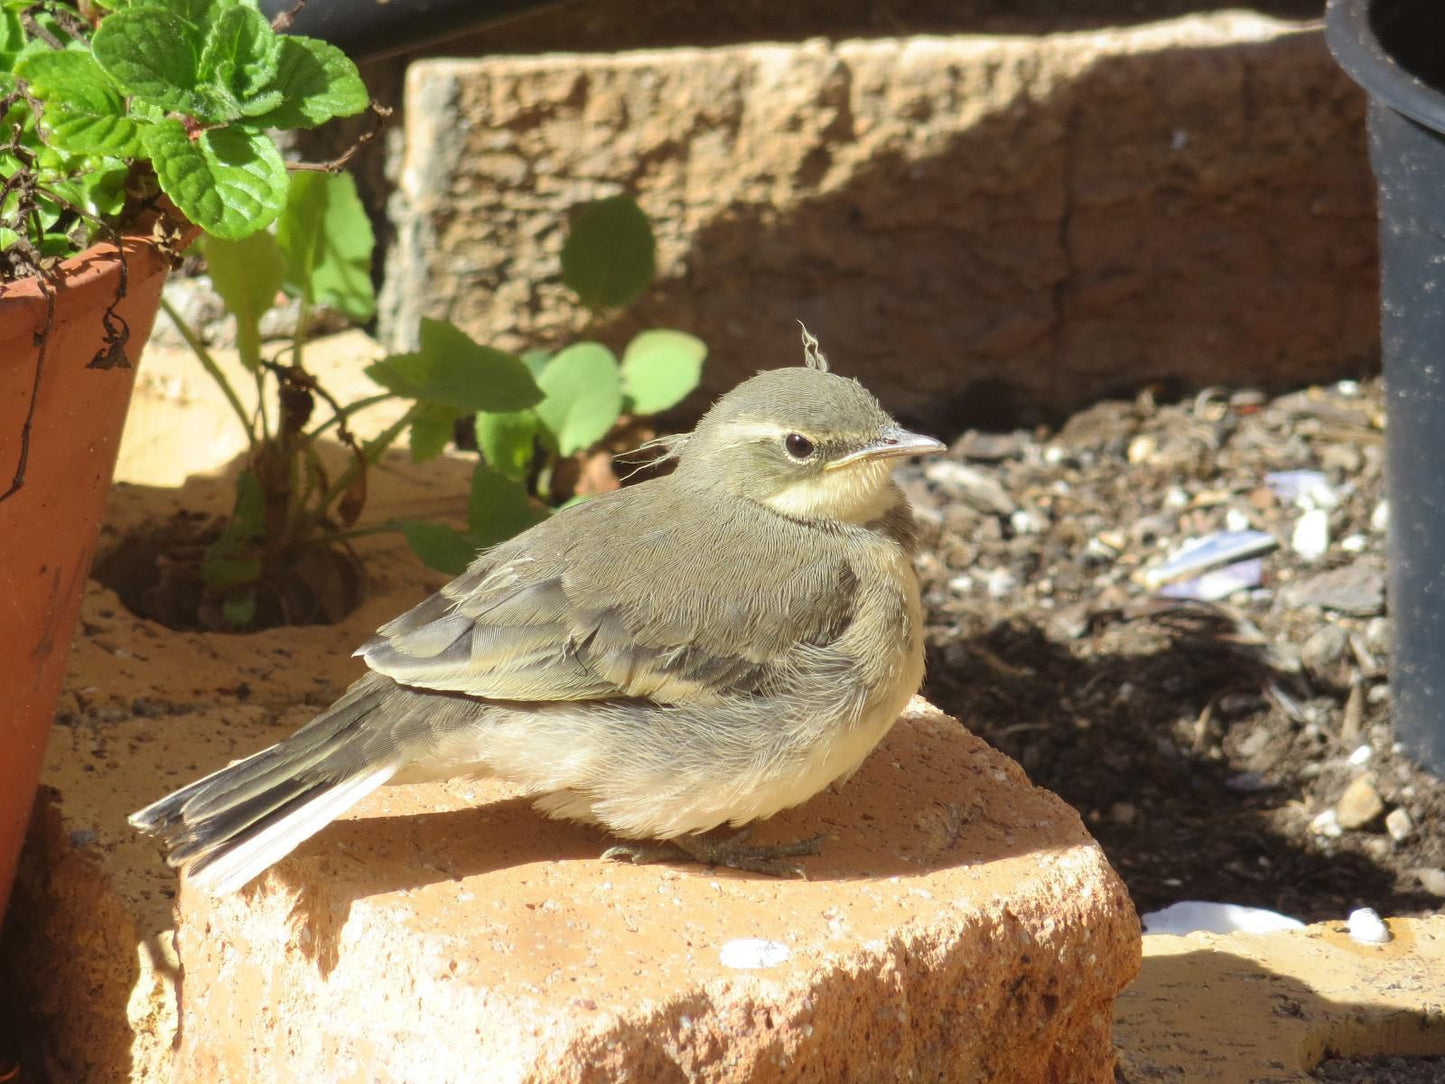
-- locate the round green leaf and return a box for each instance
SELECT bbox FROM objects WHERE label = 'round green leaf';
[18,51,140,157]
[475,410,538,482]
[401,520,477,576]
[201,229,284,370]
[144,120,288,240]
[620,329,707,415]
[560,195,655,311]
[468,464,545,547]
[248,36,368,130]
[93,8,203,115]
[534,343,623,456]
[277,170,375,320]
[366,319,542,414]
[199,4,280,109]
[409,403,459,463]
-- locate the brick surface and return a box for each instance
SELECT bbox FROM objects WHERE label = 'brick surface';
[380,15,1376,429]
[6,478,1140,1082]
[1116,917,1445,1080]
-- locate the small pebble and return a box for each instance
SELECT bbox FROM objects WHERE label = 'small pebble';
[1310,808,1343,838]
[1346,907,1390,945]
[1335,775,1385,830]
[984,567,1017,599]
[1385,807,1413,843]
[1346,744,1373,767]
[1283,560,1386,616]
[1371,500,1389,533]
[1300,625,1350,678]
[1291,507,1330,561]
[1416,868,1445,897]
[923,461,1016,516]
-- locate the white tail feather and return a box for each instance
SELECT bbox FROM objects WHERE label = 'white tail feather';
[184,766,396,895]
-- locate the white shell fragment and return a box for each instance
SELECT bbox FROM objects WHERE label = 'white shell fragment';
[1142,530,1278,590]
[1158,558,1263,602]
[1266,470,1339,510]
[1292,507,1331,561]
[1141,901,1305,936]
[1347,908,1391,945]
[719,938,791,969]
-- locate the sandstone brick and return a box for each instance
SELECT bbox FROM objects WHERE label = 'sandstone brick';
[1115,916,1445,1080]
[379,15,1376,430]
[5,474,1140,1082]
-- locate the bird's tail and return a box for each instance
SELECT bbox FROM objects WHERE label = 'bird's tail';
[129,672,402,895]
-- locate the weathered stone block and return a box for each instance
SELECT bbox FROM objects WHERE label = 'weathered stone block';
[1116,917,1445,1080]
[5,478,1140,1082]
[380,14,1376,429]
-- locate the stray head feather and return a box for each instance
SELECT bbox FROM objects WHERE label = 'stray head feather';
[615,432,689,481]
[797,321,829,372]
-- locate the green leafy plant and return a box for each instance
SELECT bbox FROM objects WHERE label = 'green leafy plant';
[1,0,371,277]
[172,187,705,627]
[390,193,707,575]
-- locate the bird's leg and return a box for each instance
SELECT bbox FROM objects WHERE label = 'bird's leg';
[602,824,826,878]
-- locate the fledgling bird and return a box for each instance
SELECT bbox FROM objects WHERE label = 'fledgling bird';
[129,330,945,893]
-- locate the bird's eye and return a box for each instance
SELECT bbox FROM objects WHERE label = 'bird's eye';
[783,433,815,459]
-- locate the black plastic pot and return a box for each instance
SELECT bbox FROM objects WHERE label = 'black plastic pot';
[258,0,570,62]
[1327,0,1445,775]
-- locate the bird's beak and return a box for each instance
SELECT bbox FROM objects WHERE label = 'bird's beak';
[825,424,946,470]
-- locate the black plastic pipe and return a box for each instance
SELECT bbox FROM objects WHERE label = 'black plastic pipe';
[258,0,571,63]
[1327,0,1445,775]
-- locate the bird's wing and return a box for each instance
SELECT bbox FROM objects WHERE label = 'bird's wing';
[357,484,858,705]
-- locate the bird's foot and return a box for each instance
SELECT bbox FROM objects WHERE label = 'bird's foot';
[602,825,825,878]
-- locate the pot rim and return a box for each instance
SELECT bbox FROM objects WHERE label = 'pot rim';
[0,215,200,337]
[1326,0,1445,133]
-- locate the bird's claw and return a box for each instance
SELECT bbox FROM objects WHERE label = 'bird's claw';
[602,827,826,878]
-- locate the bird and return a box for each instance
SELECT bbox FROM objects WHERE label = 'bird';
[129,328,945,894]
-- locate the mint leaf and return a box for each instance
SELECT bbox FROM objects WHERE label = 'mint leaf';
[468,464,545,547]
[475,410,538,482]
[201,229,284,370]
[144,120,288,240]
[366,319,542,414]
[620,329,706,414]
[277,170,374,320]
[401,520,477,576]
[560,195,656,311]
[93,8,204,115]
[17,51,141,157]
[198,3,279,107]
[534,342,623,455]
[248,36,367,130]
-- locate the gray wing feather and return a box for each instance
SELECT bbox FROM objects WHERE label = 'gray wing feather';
[357,480,860,706]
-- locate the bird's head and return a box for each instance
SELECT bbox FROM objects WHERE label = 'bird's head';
[675,340,944,524]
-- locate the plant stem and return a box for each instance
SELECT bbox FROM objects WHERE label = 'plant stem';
[302,392,395,443]
[160,297,256,453]
[297,402,420,538]
[325,519,407,542]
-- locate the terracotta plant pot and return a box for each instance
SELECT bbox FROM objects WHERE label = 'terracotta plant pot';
[0,233,176,920]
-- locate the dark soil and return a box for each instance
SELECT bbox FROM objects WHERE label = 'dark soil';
[91,514,365,633]
[1312,1054,1445,1084]
[900,377,1445,924]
